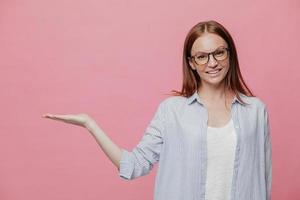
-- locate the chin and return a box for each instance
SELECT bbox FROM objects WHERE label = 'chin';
[202,77,226,86]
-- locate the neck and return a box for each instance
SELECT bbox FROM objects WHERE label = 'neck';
[197,81,232,102]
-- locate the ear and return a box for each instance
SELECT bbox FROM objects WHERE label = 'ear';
[188,59,196,70]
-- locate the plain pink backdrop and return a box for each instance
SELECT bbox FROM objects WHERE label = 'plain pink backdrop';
[0,0,299,199]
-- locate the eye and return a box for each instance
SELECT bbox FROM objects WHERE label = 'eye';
[196,55,206,59]
[215,50,225,56]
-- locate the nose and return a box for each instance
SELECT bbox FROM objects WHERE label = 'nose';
[207,54,218,67]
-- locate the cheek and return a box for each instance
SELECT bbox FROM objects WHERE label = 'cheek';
[222,65,230,75]
[196,68,207,78]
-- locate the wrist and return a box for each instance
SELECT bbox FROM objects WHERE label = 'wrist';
[85,119,98,132]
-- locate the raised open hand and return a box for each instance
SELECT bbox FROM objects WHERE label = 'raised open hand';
[42,113,95,128]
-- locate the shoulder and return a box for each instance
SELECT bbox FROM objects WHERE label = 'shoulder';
[240,94,267,110]
[240,94,270,120]
[160,95,188,108]
[155,95,188,116]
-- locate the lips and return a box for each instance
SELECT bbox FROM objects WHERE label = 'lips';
[206,68,222,74]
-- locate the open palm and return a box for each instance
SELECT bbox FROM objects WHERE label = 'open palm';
[42,113,94,128]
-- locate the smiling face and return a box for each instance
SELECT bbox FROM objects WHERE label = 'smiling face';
[188,33,230,88]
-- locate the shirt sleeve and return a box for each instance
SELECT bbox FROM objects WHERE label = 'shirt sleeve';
[118,100,167,180]
[263,104,272,200]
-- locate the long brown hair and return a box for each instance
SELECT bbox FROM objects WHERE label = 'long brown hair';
[167,20,255,105]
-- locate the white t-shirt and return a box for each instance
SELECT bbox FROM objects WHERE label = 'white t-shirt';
[205,118,237,200]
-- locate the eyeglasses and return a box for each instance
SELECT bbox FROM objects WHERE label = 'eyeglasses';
[188,47,230,66]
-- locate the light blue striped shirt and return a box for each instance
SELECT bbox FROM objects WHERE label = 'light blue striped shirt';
[118,91,272,200]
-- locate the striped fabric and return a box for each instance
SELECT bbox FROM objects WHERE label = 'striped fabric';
[118,91,272,200]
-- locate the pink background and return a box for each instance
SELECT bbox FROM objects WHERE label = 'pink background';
[0,0,299,199]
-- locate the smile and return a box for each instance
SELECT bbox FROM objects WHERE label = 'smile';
[206,68,222,74]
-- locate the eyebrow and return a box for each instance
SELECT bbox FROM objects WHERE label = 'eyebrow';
[193,46,227,54]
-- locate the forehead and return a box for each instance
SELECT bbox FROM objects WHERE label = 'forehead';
[191,33,228,54]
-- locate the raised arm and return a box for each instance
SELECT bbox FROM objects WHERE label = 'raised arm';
[42,99,168,181]
[42,113,123,169]
[86,120,123,170]
[117,100,167,180]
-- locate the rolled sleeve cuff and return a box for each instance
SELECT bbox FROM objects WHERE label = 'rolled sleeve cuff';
[119,149,134,180]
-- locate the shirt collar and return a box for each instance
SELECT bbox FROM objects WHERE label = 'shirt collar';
[187,90,244,105]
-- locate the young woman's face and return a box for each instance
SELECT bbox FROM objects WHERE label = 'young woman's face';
[189,33,230,87]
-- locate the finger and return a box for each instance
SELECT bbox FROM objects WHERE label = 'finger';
[43,114,70,121]
[42,113,54,118]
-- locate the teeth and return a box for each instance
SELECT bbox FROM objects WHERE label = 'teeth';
[207,69,221,74]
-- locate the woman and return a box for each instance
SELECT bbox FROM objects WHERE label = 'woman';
[42,20,272,200]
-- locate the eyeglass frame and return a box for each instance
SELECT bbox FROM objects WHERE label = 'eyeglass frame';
[187,47,230,66]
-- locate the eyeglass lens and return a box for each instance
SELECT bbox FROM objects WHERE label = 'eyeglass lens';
[193,48,228,65]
